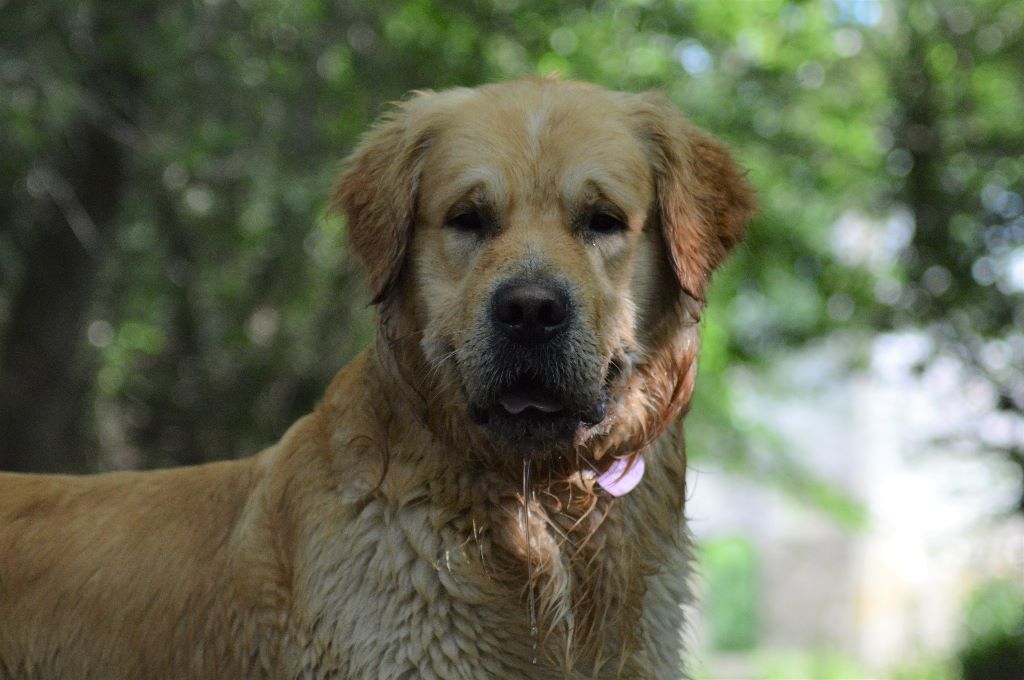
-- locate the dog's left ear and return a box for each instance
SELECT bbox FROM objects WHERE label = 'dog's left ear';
[332,94,437,305]
[632,92,757,302]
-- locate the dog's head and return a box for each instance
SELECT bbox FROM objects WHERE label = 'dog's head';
[335,79,754,465]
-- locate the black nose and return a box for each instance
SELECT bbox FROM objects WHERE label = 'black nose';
[492,283,570,344]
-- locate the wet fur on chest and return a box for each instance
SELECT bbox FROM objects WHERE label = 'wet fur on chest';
[291,399,691,678]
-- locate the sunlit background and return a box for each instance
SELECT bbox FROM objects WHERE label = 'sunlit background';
[1,1,1021,678]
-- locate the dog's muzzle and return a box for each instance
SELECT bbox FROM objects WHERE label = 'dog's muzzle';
[461,277,608,451]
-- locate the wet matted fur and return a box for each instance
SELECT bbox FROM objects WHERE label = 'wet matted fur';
[0,79,754,679]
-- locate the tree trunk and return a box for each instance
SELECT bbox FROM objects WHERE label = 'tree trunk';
[0,121,123,472]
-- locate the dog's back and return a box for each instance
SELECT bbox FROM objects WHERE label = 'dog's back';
[0,460,265,677]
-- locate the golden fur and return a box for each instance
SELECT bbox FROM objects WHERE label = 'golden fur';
[0,79,754,679]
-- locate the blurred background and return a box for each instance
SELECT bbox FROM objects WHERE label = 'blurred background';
[1,0,1021,677]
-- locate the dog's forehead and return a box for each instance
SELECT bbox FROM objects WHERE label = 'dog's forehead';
[419,83,653,216]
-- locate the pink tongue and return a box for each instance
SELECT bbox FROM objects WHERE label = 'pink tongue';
[596,455,645,496]
[498,387,563,415]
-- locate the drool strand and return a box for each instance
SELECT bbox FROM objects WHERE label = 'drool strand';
[522,453,538,664]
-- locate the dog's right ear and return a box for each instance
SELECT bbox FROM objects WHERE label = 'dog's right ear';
[332,95,436,305]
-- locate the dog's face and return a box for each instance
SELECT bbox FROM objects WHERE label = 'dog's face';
[411,87,667,451]
[336,79,755,460]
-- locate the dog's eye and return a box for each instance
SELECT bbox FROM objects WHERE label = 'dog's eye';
[588,211,628,235]
[447,211,484,233]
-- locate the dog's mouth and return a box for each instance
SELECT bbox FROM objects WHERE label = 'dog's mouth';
[467,369,613,450]
[497,377,565,416]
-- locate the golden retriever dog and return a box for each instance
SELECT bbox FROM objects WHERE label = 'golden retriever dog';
[0,78,754,678]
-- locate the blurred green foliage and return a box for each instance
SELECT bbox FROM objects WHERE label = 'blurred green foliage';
[891,657,958,680]
[958,578,1024,680]
[702,536,759,652]
[0,0,1022,517]
[748,650,870,680]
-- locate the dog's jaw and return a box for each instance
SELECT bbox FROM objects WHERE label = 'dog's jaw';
[465,373,611,454]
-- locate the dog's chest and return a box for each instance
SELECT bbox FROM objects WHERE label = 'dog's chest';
[284,485,657,679]
[287,495,547,678]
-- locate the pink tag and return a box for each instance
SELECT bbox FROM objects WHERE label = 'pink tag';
[596,455,645,496]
